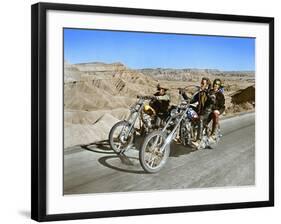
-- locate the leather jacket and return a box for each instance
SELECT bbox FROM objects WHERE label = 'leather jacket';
[149,91,170,114]
[209,89,225,114]
[181,88,225,115]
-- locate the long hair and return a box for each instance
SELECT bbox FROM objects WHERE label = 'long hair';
[213,78,222,88]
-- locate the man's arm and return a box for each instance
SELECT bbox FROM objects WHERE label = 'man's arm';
[181,91,189,100]
[190,91,199,104]
[155,94,170,101]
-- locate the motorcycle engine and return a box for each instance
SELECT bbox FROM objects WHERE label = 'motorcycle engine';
[142,113,153,129]
[180,121,192,145]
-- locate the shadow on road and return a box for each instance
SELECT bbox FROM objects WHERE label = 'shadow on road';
[81,140,115,154]
[169,142,196,157]
[135,135,196,158]
[98,155,146,174]
[80,136,196,173]
[80,138,146,174]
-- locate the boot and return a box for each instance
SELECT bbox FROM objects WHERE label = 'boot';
[210,123,219,141]
[197,119,203,140]
[191,140,201,149]
[191,119,203,149]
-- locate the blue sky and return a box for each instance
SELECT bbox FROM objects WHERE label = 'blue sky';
[64,28,255,71]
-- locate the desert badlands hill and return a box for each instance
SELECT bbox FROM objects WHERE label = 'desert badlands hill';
[64,61,255,148]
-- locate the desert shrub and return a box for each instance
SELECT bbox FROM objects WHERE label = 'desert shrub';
[241,102,254,110]
[225,102,254,115]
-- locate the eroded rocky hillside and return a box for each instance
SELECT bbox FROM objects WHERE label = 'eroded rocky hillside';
[64,61,255,148]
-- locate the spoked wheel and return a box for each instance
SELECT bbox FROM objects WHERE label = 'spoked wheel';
[139,131,170,173]
[109,121,135,154]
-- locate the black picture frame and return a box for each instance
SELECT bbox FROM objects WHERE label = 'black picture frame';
[31,2,274,222]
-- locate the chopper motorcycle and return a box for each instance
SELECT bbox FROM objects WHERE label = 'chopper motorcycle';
[139,87,222,173]
[109,95,169,154]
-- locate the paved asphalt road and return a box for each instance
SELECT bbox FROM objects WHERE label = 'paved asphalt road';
[64,113,255,195]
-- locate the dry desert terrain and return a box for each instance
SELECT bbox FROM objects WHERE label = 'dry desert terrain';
[64,61,255,148]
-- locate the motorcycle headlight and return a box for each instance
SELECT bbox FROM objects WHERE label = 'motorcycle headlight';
[170,108,177,117]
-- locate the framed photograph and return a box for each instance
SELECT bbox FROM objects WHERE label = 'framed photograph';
[31,2,274,222]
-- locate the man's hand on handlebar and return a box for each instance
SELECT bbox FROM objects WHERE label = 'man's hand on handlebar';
[137,95,156,100]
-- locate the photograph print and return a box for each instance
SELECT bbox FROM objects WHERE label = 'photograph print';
[63,28,255,195]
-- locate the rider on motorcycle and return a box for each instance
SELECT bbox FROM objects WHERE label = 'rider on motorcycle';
[191,77,213,148]
[190,78,225,148]
[180,77,211,112]
[141,83,170,127]
[179,77,212,147]
[180,77,222,148]
[208,79,225,141]
[151,84,170,113]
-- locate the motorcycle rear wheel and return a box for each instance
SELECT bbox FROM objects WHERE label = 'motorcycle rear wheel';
[139,131,170,173]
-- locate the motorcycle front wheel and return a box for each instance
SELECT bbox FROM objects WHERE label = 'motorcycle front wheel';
[109,121,135,154]
[139,131,170,173]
